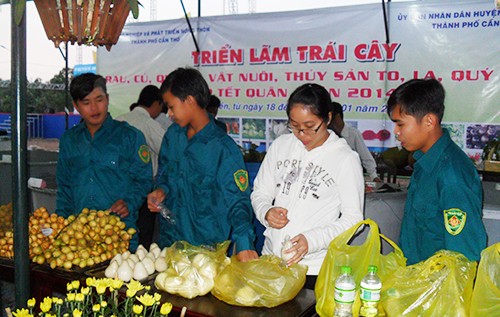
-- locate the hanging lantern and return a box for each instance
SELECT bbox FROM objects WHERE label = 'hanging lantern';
[33,0,140,51]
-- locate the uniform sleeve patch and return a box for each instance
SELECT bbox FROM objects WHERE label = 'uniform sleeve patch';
[444,208,466,235]
[138,144,151,163]
[233,169,249,192]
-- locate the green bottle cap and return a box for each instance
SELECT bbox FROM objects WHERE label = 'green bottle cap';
[368,265,378,273]
[341,266,352,274]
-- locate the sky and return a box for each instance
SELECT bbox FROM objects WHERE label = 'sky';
[0,0,402,82]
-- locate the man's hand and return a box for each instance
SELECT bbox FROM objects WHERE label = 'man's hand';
[236,250,259,262]
[109,199,129,218]
[265,207,289,229]
[147,188,166,212]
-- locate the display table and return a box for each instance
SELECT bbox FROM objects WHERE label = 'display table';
[155,288,316,317]
[0,259,98,304]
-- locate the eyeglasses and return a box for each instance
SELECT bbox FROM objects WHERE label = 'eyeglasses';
[287,121,324,135]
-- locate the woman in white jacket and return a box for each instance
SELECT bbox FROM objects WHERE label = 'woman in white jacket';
[251,83,364,289]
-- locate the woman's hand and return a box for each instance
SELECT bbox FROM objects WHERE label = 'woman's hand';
[285,234,309,266]
[265,207,289,229]
[147,188,166,212]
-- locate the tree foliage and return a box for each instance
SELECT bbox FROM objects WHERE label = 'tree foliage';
[0,68,73,113]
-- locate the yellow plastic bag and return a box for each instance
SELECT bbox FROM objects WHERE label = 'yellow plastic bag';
[315,219,406,317]
[470,243,500,317]
[211,254,307,307]
[154,240,230,299]
[382,250,477,317]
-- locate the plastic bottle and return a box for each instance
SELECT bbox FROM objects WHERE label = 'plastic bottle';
[333,266,355,317]
[359,265,382,317]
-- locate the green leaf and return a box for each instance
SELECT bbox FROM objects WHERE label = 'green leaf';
[127,0,139,19]
[14,0,26,26]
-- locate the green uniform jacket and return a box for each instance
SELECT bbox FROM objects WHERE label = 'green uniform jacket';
[56,114,153,250]
[155,119,256,253]
[400,129,487,264]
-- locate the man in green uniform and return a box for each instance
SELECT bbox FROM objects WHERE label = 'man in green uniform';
[387,78,487,265]
[147,67,258,262]
[56,73,152,251]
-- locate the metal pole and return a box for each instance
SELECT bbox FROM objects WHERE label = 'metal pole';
[11,0,31,307]
[65,43,69,130]
[180,0,200,53]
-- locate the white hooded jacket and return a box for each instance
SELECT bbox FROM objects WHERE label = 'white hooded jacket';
[251,131,364,275]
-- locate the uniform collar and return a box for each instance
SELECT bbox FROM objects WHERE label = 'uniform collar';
[413,128,451,172]
[75,112,114,138]
[184,116,219,144]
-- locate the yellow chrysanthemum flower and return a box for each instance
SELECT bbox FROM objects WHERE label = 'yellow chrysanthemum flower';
[66,293,76,301]
[127,279,145,292]
[100,301,108,308]
[126,288,137,298]
[66,282,73,292]
[40,297,52,313]
[153,293,161,303]
[45,314,56,317]
[92,304,101,312]
[160,302,173,315]
[72,309,82,317]
[86,277,96,288]
[53,298,64,305]
[81,287,90,295]
[27,298,36,308]
[75,293,85,302]
[71,280,80,290]
[132,304,144,315]
[94,278,109,295]
[137,293,155,307]
[110,279,124,291]
[12,308,32,317]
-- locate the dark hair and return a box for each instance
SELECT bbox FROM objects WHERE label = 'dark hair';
[70,73,107,102]
[330,101,343,119]
[137,85,161,108]
[160,67,210,109]
[129,103,139,111]
[387,78,445,123]
[286,83,331,122]
[207,95,221,112]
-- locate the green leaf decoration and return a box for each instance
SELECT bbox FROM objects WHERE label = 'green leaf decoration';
[127,0,139,19]
[14,0,26,26]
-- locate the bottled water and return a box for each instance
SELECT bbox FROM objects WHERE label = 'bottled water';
[334,266,355,317]
[359,265,382,317]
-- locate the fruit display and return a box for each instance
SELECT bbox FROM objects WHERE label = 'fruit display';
[31,208,135,270]
[104,242,166,282]
[0,202,13,239]
[0,206,66,259]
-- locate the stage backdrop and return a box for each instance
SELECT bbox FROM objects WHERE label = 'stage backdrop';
[97,0,499,160]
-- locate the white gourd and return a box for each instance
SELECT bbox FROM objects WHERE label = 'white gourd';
[104,261,119,278]
[142,257,155,275]
[133,261,149,281]
[155,256,167,272]
[117,261,133,282]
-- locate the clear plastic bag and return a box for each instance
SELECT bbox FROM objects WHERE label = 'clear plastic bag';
[154,240,230,299]
[382,250,477,317]
[315,219,406,317]
[470,243,500,317]
[211,254,307,307]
